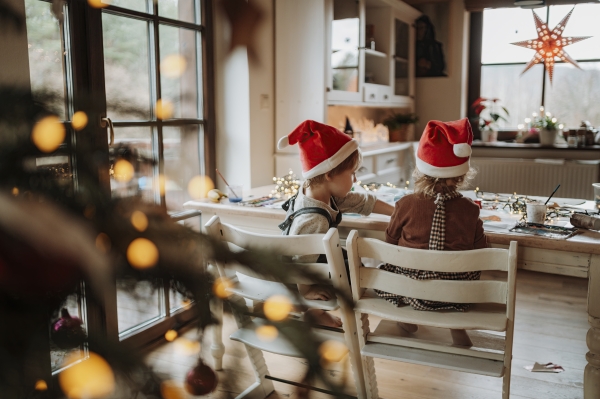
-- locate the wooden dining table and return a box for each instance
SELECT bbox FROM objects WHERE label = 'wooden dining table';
[185,185,600,398]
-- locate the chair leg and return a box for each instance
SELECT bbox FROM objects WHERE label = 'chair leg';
[210,299,225,371]
[340,304,367,399]
[230,295,274,399]
[357,313,379,399]
[502,364,512,399]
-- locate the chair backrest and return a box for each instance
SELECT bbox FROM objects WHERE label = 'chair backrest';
[346,230,518,324]
[204,215,349,293]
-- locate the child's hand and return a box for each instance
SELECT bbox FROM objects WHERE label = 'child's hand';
[301,285,333,301]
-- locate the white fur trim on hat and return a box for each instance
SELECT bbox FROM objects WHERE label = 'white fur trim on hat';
[415,156,470,179]
[303,140,359,179]
[277,135,289,150]
[453,143,472,158]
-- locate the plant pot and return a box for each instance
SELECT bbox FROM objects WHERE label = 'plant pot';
[388,124,413,142]
[481,130,498,143]
[539,129,557,146]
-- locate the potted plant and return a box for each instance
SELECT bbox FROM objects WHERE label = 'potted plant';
[382,112,419,142]
[471,97,509,142]
[534,112,560,146]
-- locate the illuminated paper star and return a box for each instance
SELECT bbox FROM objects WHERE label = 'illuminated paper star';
[511,8,591,83]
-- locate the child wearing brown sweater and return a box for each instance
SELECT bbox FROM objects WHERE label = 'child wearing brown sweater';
[376,118,487,346]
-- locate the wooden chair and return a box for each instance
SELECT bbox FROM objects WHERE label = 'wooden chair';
[345,230,517,399]
[204,216,366,399]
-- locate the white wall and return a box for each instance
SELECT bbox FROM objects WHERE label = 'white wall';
[214,0,275,191]
[0,0,31,88]
[414,0,470,136]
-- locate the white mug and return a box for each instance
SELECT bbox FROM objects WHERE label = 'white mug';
[526,203,547,224]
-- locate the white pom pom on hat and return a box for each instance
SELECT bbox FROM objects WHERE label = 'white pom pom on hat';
[453,143,472,158]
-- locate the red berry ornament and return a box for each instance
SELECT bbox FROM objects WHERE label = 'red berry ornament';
[184,361,218,396]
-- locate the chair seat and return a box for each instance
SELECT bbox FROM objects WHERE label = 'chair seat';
[230,319,342,358]
[229,277,339,311]
[355,291,507,331]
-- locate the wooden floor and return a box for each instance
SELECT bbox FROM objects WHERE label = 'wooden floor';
[145,270,588,398]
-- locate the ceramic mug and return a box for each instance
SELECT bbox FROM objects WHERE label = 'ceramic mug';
[526,203,547,224]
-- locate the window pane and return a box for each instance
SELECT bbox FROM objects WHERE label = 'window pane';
[548,4,600,61]
[481,64,544,128]
[159,26,200,119]
[103,14,151,120]
[25,0,66,119]
[104,0,147,13]
[117,280,163,335]
[51,291,86,373]
[163,125,201,211]
[158,0,195,24]
[110,126,155,202]
[544,62,600,128]
[482,7,547,64]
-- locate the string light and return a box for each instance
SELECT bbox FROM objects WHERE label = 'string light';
[271,170,300,199]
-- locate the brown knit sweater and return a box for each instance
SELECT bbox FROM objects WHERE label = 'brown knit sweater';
[385,193,487,250]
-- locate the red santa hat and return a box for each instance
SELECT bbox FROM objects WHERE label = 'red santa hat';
[416,118,473,178]
[277,120,359,179]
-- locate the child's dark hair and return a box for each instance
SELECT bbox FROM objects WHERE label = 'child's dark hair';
[303,150,362,189]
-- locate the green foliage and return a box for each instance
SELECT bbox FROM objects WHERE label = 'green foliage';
[382,112,419,130]
[534,114,560,131]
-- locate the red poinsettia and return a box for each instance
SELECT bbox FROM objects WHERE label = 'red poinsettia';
[471,97,509,131]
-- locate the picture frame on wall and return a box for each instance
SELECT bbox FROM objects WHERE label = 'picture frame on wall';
[413,1,450,77]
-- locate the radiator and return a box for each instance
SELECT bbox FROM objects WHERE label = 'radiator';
[470,158,600,200]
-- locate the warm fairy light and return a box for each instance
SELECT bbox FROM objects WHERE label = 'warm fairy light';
[213,277,233,299]
[11,187,18,196]
[546,112,552,117]
[273,170,300,198]
[552,118,557,123]
[155,99,174,120]
[35,380,48,391]
[156,174,167,195]
[540,106,545,112]
[32,115,66,153]
[264,295,292,321]
[558,124,564,129]
[59,352,115,399]
[532,112,538,117]
[113,159,134,182]
[524,118,531,123]
[319,340,348,363]
[174,338,201,356]
[165,330,178,342]
[181,299,192,309]
[127,238,159,269]
[160,54,187,78]
[518,124,524,130]
[87,0,109,8]
[131,211,149,232]
[256,325,278,342]
[71,111,88,131]
[95,233,111,253]
[160,380,187,399]
[187,175,214,199]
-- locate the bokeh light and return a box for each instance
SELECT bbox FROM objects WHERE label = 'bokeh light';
[319,340,348,363]
[165,329,178,342]
[35,380,48,391]
[87,0,109,8]
[71,111,88,131]
[127,238,159,269]
[31,115,66,153]
[113,159,134,182]
[95,233,111,253]
[160,54,187,78]
[264,295,292,321]
[131,211,148,232]
[187,175,214,199]
[59,352,115,399]
[256,325,278,342]
[160,380,187,399]
[155,99,174,120]
[11,187,18,196]
[156,174,167,196]
[174,338,201,356]
[212,277,232,299]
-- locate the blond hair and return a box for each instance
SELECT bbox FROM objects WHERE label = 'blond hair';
[412,167,477,196]
[303,150,362,189]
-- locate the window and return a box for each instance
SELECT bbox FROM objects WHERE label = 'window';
[473,4,600,129]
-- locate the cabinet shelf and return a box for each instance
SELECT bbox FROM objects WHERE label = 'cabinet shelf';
[364,48,387,58]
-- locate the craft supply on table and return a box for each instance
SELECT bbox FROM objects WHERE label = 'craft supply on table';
[510,222,579,239]
[570,213,600,230]
[526,202,547,224]
[544,184,561,205]
[215,168,241,200]
[237,196,282,207]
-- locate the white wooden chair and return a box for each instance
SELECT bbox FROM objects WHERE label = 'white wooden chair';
[345,230,517,399]
[204,216,366,399]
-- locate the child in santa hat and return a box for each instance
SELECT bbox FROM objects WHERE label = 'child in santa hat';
[375,118,487,347]
[277,120,394,327]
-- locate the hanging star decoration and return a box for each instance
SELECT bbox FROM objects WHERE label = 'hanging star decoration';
[510,8,591,83]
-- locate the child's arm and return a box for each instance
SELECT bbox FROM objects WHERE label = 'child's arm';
[373,199,394,215]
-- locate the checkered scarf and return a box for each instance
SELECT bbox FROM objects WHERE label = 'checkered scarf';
[375,190,481,311]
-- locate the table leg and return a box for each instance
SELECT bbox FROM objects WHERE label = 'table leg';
[585,254,600,398]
